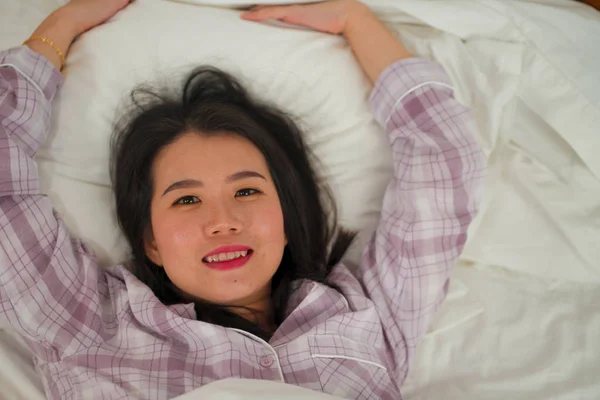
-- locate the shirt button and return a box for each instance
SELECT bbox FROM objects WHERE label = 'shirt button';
[260,355,274,368]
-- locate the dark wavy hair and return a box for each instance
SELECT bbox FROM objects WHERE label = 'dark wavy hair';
[110,67,354,340]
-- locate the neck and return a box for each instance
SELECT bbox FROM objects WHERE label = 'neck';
[232,297,275,334]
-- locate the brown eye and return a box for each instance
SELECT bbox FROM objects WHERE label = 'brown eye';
[174,196,200,205]
[236,188,260,197]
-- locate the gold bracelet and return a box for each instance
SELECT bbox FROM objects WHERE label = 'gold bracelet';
[23,35,66,69]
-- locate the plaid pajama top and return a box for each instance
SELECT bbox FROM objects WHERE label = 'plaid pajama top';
[0,46,485,399]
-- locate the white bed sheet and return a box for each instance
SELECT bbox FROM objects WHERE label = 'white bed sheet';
[1,0,599,399]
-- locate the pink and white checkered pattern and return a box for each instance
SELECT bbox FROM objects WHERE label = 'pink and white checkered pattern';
[0,46,484,399]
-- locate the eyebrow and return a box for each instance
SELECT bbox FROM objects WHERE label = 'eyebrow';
[161,170,267,197]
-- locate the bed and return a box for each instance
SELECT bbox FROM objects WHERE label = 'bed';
[1,0,599,399]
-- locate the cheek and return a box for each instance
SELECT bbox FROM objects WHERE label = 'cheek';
[248,200,286,244]
[152,212,200,255]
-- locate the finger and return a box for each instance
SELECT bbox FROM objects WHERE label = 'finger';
[241,6,292,22]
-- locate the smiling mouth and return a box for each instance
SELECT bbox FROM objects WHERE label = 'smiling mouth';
[202,250,254,271]
[203,250,253,263]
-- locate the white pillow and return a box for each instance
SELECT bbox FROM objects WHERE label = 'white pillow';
[40,0,392,267]
[174,378,342,400]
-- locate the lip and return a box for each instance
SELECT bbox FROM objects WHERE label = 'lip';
[202,245,253,271]
[203,245,252,259]
[203,251,253,271]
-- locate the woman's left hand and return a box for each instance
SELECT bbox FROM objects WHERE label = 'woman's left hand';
[242,0,412,84]
[241,0,365,35]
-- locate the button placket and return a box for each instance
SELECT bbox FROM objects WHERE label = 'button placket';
[228,327,285,381]
[259,354,274,368]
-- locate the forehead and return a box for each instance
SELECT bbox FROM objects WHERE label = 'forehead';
[152,132,270,184]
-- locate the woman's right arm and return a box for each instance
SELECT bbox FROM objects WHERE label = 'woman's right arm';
[0,45,107,354]
[0,0,131,354]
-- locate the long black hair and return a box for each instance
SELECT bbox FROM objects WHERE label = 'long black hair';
[110,67,354,340]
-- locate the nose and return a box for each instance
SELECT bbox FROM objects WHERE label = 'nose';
[203,203,243,236]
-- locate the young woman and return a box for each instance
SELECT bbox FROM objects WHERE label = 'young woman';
[0,0,485,398]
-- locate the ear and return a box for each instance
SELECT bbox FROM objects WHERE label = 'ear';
[144,228,163,267]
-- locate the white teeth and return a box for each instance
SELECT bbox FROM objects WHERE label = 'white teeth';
[204,250,249,263]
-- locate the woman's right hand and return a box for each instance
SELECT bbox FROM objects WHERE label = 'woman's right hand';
[26,0,134,72]
[61,0,134,36]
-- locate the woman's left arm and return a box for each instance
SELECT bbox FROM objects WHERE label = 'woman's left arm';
[360,61,485,383]
[243,1,486,384]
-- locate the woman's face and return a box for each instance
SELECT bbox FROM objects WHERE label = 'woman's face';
[144,132,286,307]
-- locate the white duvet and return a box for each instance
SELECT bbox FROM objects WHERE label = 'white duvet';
[1,0,599,399]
